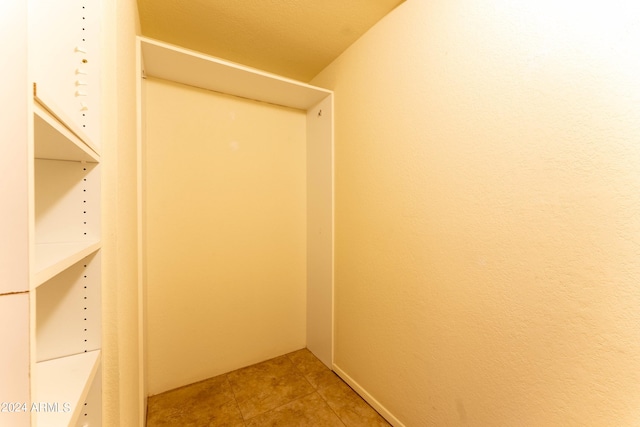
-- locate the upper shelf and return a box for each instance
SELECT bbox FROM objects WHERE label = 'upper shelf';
[139,37,332,111]
[34,91,100,162]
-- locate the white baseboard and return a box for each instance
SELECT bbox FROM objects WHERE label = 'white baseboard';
[332,364,406,427]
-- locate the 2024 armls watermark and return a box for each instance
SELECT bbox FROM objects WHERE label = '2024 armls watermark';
[1,402,71,413]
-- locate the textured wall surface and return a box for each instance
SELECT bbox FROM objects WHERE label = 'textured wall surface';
[144,78,307,395]
[102,0,143,425]
[312,0,640,425]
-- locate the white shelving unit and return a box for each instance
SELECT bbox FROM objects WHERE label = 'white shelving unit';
[31,93,102,426]
[0,1,103,425]
[8,1,105,425]
[138,37,335,368]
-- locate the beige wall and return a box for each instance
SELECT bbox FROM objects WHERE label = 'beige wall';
[0,0,28,294]
[102,0,143,425]
[0,7,30,420]
[312,0,640,425]
[0,5,29,423]
[144,77,307,395]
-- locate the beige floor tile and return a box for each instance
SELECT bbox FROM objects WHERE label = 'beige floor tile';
[318,380,391,427]
[287,348,326,373]
[287,349,344,391]
[227,355,315,419]
[147,375,245,427]
[145,349,390,427]
[245,392,345,427]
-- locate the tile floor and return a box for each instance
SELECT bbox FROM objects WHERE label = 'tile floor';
[146,348,391,426]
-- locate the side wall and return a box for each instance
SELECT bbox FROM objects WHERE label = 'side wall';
[102,0,143,425]
[144,77,307,395]
[312,0,640,425]
[0,0,29,295]
[0,6,30,422]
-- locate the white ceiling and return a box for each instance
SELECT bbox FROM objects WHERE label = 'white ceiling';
[137,0,404,82]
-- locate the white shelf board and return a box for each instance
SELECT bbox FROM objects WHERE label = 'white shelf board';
[33,241,101,288]
[35,350,100,427]
[34,92,100,160]
[139,36,332,111]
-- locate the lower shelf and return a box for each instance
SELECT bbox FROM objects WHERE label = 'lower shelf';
[35,349,101,427]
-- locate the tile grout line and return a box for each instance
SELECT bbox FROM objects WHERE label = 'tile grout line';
[148,349,386,426]
[242,352,317,424]
[244,389,322,424]
[234,350,322,426]
[249,350,340,424]
[286,350,316,391]
[314,383,348,427]
[224,373,247,425]
[286,350,348,426]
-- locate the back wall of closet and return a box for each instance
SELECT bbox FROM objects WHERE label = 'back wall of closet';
[144,77,308,395]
